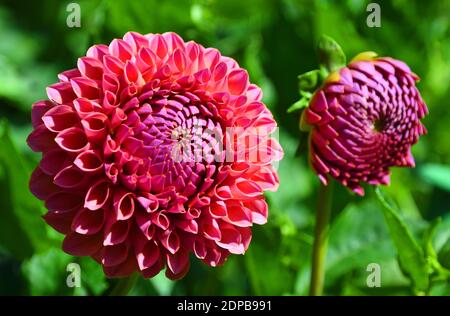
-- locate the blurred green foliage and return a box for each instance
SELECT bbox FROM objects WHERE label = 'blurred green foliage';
[0,0,449,296]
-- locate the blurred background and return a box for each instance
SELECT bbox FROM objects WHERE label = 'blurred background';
[0,0,449,295]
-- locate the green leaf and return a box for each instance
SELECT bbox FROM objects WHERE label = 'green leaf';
[317,35,346,73]
[0,120,52,255]
[78,257,108,295]
[0,162,34,259]
[287,98,309,113]
[325,199,400,287]
[418,163,450,191]
[375,187,430,294]
[437,235,450,270]
[22,248,73,295]
[297,69,322,93]
[423,218,441,260]
[244,227,296,295]
[150,272,175,296]
[421,218,450,280]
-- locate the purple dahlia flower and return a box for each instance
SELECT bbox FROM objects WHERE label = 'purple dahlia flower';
[303,52,428,195]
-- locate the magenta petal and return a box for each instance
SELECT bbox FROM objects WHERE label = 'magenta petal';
[84,180,110,210]
[136,241,160,271]
[31,100,53,128]
[55,127,89,152]
[45,192,82,213]
[46,82,76,104]
[166,250,189,276]
[74,150,103,172]
[42,105,78,132]
[29,167,59,200]
[227,69,249,95]
[102,243,129,267]
[63,232,102,256]
[53,165,85,188]
[72,208,104,235]
[27,124,55,152]
[103,219,130,246]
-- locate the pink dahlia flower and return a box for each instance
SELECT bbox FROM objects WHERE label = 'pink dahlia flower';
[27,32,282,279]
[303,52,428,196]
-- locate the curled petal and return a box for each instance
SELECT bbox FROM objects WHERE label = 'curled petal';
[136,241,160,271]
[102,243,129,267]
[109,39,133,63]
[55,127,89,152]
[40,149,68,175]
[166,250,189,277]
[45,192,82,213]
[42,105,79,133]
[77,57,104,80]
[225,202,253,227]
[227,69,248,95]
[63,232,103,256]
[74,150,103,172]
[58,68,81,82]
[71,77,100,99]
[84,180,110,210]
[43,209,75,234]
[160,229,180,254]
[103,219,130,246]
[81,112,108,144]
[29,167,59,200]
[71,208,105,235]
[53,165,86,188]
[46,82,76,104]
[31,100,53,128]
[27,124,55,152]
[73,98,102,118]
[113,190,135,220]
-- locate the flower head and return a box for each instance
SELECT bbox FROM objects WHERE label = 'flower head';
[303,52,428,195]
[27,32,282,279]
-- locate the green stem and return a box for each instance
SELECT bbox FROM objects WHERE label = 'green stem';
[309,181,334,296]
[108,274,138,296]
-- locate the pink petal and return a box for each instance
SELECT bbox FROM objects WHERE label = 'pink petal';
[53,165,85,188]
[31,100,53,128]
[71,208,104,235]
[77,57,104,80]
[102,243,129,267]
[63,232,102,256]
[227,69,248,95]
[136,241,160,270]
[29,167,59,200]
[74,150,103,172]
[84,180,110,210]
[45,191,82,213]
[103,219,130,246]
[166,250,189,276]
[113,190,135,220]
[70,77,100,99]
[42,105,78,132]
[55,127,89,152]
[27,124,55,152]
[46,82,76,104]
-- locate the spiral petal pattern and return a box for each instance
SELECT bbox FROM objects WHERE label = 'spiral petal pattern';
[27,32,282,279]
[304,54,428,195]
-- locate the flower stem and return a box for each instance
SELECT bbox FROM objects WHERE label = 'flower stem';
[108,274,138,296]
[309,181,334,296]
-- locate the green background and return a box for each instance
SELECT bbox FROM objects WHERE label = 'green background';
[0,0,449,295]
